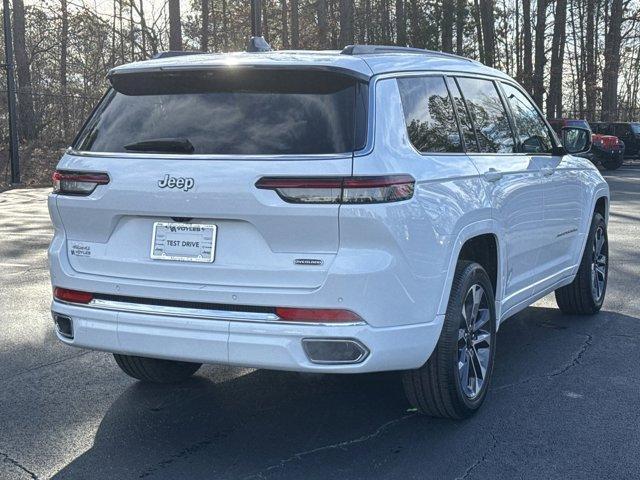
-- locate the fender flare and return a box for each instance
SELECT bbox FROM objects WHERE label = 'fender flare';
[436,219,503,321]
[572,186,610,276]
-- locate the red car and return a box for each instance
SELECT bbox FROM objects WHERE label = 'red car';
[548,119,624,170]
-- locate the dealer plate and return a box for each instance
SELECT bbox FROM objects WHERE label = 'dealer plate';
[151,222,216,263]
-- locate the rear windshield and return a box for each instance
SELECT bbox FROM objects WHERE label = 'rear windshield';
[631,123,640,134]
[74,69,368,155]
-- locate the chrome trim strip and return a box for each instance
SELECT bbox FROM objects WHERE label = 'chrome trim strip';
[54,298,365,327]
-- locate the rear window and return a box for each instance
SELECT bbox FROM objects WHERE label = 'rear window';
[631,123,640,134]
[74,69,368,155]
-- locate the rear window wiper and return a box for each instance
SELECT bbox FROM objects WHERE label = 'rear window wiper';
[124,138,195,153]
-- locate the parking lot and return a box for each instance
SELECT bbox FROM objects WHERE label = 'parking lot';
[1,165,639,480]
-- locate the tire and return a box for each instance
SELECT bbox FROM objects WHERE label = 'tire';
[402,261,497,419]
[113,354,202,383]
[602,157,623,170]
[555,212,608,314]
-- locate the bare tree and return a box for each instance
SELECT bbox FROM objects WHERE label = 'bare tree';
[317,0,329,48]
[456,0,466,55]
[281,0,289,48]
[442,0,455,52]
[60,0,69,140]
[547,0,567,118]
[12,0,37,140]
[291,0,300,48]
[201,0,209,51]
[522,0,533,94]
[532,0,546,107]
[479,0,495,66]
[601,0,624,121]
[585,0,596,119]
[396,0,407,46]
[339,0,354,47]
[168,0,182,50]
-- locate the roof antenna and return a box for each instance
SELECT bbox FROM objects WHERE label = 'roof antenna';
[247,0,271,52]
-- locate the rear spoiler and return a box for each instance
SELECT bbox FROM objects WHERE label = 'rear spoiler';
[108,64,370,86]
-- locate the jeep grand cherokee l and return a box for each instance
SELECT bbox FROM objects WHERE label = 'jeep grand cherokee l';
[49,45,610,419]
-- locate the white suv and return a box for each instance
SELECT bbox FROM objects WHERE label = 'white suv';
[48,45,609,419]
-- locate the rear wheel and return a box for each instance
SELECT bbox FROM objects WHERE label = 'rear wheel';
[555,212,608,314]
[113,354,202,383]
[402,261,496,419]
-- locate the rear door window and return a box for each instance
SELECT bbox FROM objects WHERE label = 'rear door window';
[396,76,462,153]
[456,77,515,153]
[501,83,553,154]
[446,77,479,152]
[74,69,367,155]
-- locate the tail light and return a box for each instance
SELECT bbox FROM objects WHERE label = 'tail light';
[52,170,110,195]
[256,175,415,204]
[275,307,363,323]
[53,287,94,304]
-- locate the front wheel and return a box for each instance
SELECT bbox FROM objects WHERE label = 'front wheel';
[113,354,202,383]
[555,212,608,314]
[602,156,623,170]
[402,261,496,419]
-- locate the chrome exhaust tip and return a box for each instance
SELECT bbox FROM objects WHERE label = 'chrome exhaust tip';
[52,313,73,339]
[302,338,369,364]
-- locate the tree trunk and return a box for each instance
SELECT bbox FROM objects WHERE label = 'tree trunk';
[472,0,484,62]
[339,0,354,47]
[522,0,533,94]
[263,0,270,41]
[291,0,300,48]
[410,0,422,48]
[61,0,69,140]
[168,0,182,50]
[456,0,465,55]
[201,0,209,51]
[479,0,494,67]
[547,0,567,119]
[12,0,37,141]
[396,0,406,46]
[532,0,546,108]
[281,0,289,48]
[317,0,329,48]
[601,0,623,121]
[585,0,596,120]
[441,0,454,52]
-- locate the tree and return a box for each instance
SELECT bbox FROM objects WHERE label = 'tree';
[547,0,567,118]
[12,0,37,140]
[201,0,209,51]
[585,0,596,120]
[317,0,329,48]
[442,0,455,52]
[479,0,495,66]
[456,0,466,55]
[532,0,546,108]
[396,0,407,46]
[60,0,69,140]
[522,0,533,94]
[601,0,624,121]
[281,0,289,48]
[339,0,354,47]
[291,0,299,48]
[168,0,182,50]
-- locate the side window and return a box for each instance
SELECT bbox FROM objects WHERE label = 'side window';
[456,77,515,153]
[501,83,553,154]
[446,77,479,152]
[397,76,462,153]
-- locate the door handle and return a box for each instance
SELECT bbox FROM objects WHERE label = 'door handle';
[483,169,503,182]
[541,167,555,176]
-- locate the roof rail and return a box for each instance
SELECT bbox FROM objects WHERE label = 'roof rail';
[340,44,474,62]
[151,51,208,60]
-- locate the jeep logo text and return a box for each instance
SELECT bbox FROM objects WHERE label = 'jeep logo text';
[158,174,194,191]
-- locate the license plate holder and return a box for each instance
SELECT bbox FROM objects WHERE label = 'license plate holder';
[151,222,217,263]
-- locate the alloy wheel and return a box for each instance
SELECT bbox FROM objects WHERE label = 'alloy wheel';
[457,284,492,399]
[591,225,607,302]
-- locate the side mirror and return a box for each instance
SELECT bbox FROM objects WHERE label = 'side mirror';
[561,127,592,154]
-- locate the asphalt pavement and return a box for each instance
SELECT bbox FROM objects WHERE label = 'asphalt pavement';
[1,166,639,480]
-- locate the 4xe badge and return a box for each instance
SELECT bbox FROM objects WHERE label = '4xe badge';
[158,174,194,192]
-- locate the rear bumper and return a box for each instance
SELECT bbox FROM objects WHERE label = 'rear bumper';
[51,300,443,373]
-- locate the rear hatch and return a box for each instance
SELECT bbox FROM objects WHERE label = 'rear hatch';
[54,67,368,290]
